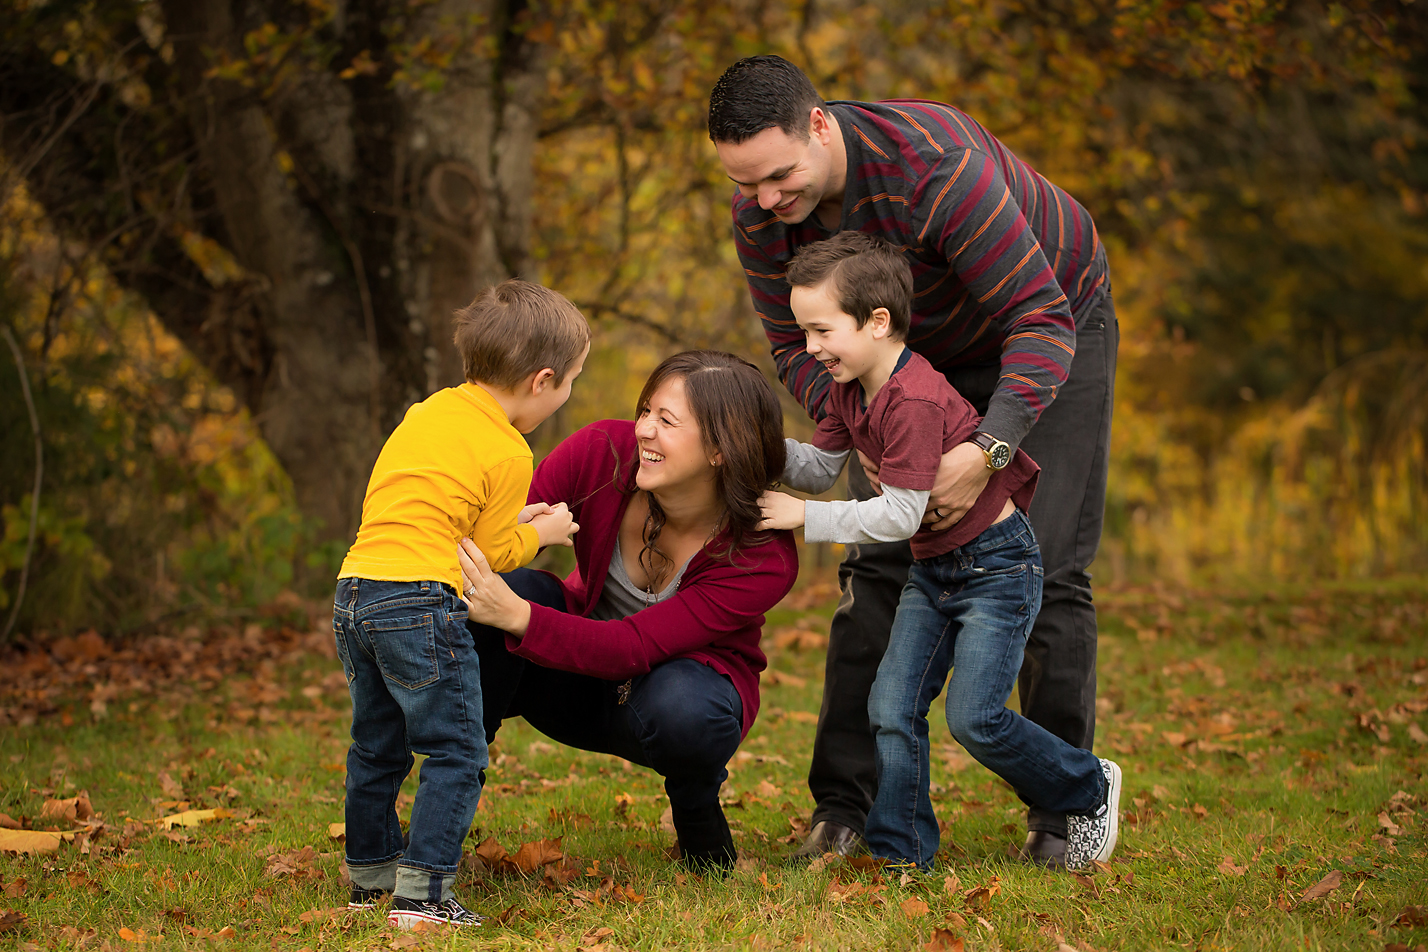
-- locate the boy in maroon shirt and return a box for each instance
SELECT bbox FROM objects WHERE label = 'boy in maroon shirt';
[757,232,1122,870]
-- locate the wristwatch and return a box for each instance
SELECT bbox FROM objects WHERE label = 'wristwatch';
[970,431,1012,471]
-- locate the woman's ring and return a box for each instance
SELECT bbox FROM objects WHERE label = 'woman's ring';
[464,585,477,597]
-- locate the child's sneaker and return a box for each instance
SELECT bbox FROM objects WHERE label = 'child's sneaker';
[349,886,389,909]
[1065,758,1122,871]
[386,896,484,930]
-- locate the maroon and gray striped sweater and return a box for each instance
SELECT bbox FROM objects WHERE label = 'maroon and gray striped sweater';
[734,99,1108,449]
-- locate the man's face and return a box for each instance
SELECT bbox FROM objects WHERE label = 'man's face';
[715,110,835,224]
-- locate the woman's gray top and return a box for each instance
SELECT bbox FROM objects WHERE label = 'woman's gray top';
[589,535,693,621]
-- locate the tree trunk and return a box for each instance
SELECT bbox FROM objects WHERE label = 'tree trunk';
[1,0,544,544]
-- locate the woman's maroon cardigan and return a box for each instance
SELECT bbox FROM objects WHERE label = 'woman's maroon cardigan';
[509,420,798,737]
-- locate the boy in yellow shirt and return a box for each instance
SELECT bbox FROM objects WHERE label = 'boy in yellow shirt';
[333,279,589,930]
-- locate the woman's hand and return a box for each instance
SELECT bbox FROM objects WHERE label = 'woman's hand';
[923,442,993,530]
[528,501,579,548]
[756,490,806,531]
[458,538,532,637]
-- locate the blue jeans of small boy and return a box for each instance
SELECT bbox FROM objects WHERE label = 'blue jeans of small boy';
[332,577,486,903]
[864,510,1105,869]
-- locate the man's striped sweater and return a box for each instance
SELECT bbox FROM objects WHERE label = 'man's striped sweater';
[733,99,1108,450]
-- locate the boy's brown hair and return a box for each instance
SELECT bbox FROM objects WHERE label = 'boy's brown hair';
[785,232,913,340]
[452,279,591,388]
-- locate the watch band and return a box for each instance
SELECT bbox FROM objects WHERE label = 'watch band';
[970,431,1012,471]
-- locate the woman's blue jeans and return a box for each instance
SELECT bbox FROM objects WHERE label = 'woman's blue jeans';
[864,511,1104,869]
[470,569,743,841]
[332,578,485,904]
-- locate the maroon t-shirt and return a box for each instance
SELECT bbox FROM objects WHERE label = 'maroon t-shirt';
[812,349,1039,560]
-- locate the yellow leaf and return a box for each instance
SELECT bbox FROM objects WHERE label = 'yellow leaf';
[0,829,74,854]
[328,822,345,841]
[157,808,232,830]
[119,927,139,941]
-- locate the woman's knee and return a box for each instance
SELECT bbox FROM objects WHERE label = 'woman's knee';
[632,661,742,769]
[503,568,566,610]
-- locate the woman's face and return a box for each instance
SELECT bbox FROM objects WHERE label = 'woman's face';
[634,376,720,496]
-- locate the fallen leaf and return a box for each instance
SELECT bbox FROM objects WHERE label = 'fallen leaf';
[902,897,931,917]
[1408,723,1428,745]
[1,879,23,899]
[157,772,186,800]
[1191,803,1209,820]
[1299,870,1343,902]
[475,836,507,867]
[963,877,1000,909]
[1378,812,1404,836]
[0,814,19,830]
[0,830,73,854]
[327,823,345,842]
[1393,905,1427,927]
[1217,856,1248,876]
[943,873,961,895]
[158,808,231,830]
[613,793,635,818]
[510,837,563,874]
[40,794,94,824]
[924,928,964,951]
[0,911,27,935]
[389,934,422,949]
[214,926,236,938]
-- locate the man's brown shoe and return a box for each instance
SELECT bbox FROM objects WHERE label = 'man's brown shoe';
[789,820,865,863]
[1019,830,1068,869]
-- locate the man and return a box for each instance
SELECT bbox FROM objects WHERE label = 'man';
[709,55,1118,867]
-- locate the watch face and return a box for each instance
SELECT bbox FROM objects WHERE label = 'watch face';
[989,443,1011,470]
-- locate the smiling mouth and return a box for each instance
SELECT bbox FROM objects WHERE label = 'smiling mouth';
[773,197,799,214]
[640,449,665,463]
[821,358,842,372]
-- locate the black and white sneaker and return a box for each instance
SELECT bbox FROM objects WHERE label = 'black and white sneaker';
[1065,758,1122,871]
[386,896,484,930]
[349,886,389,909]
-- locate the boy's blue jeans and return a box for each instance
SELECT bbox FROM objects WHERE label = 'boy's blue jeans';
[332,577,486,903]
[864,510,1105,869]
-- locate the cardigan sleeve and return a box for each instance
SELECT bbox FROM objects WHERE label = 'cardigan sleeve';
[508,533,798,679]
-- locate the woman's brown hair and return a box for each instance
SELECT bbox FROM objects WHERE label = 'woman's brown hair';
[629,351,786,580]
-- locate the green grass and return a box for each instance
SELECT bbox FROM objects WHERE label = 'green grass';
[1,577,1425,951]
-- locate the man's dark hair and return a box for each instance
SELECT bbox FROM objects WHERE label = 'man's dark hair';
[785,232,913,340]
[707,55,826,144]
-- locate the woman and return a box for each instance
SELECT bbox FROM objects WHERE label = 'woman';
[458,351,798,871]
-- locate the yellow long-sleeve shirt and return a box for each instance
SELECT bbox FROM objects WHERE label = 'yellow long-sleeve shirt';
[337,383,541,588]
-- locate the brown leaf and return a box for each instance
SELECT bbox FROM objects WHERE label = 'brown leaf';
[0,814,19,830]
[924,928,964,952]
[613,793,635,818]
[901,897,931,917]
[963,877,1000,909]
[157,771,185,800]
[943,874,961,895]
[474,836,507,867]
[1408,723,1428,745]
[214,926,236,938]
[511,837,563,874]
[1,879,24,899]
[40,794,93,824]
[944,912,968,929]
[1299,870,1343,902]
[1217,856,1248,876]
[1393,905,1427,927]
[0,910,26,935]
[1378,812,1404,836]
[1191,803,1209,820]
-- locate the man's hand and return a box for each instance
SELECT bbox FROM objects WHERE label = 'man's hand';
[528,501,578,547]
[756,490,807,531]
[458,538,532,637]
[924,442,993,531]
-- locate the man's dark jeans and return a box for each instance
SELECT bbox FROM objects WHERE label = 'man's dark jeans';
[808,285,1119,840]
[469,569,743,834]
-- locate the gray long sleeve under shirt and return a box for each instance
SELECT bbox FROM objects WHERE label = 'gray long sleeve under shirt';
[780,438,929,545]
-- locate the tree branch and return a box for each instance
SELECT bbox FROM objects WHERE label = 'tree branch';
[1,324,43,641]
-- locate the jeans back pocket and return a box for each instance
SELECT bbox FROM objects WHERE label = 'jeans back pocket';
[363,612,440,690]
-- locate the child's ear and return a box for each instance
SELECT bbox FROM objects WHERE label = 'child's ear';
[869,307,892,339]
[530,367,557,395]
